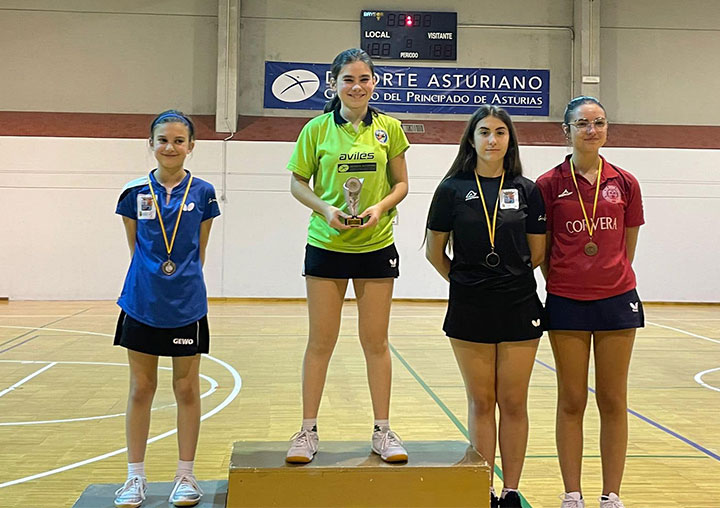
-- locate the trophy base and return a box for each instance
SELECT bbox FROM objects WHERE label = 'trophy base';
[344,216,365,227]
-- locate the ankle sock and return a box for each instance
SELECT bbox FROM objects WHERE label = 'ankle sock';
[301,418,317,432]
[374,419,389,431]
[501,487,518,498]
[176,459,194,478]
[127,461,145,479]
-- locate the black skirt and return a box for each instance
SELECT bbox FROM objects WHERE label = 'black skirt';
[303,243,400,279]
[443,281,544,344]
[114,311,209,357]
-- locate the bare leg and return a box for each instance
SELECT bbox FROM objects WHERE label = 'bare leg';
[172,354,202,461]
[496,338,540,489]
[449,338,497,477]
[550,330,592,494]
[125,350,159,463]
[301,276,348,419]
[594,329,635,496]
[353,278,394,420]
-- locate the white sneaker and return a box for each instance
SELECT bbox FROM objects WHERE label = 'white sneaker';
[560,492,585,508]
[285,429,319,463]
[113,475,147,508]
[168,474,203,507]
[371,428,408,463]
[599,493,625,508]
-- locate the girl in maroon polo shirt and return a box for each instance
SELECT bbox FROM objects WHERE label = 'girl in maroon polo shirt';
[536,96,644,508]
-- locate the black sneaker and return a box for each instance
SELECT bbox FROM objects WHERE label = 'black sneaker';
[499,490,522,508]
[491,492,500,508]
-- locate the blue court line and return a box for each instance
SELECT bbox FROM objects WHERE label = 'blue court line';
[389,343,533,508]
[0,335,39,355]
[0,307,90,353]
[533,358,720,463]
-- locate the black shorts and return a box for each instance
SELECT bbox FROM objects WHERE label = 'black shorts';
[303,244,400,279]
[443,282,544,344]
[544,289,644,332]
[114,311,209,357]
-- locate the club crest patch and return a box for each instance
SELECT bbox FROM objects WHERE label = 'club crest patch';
[374,129,388,144]
[602,184,623,204]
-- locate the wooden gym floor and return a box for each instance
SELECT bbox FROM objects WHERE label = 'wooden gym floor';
[0,300,718,508]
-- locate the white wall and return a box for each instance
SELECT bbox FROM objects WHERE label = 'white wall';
[1,136,718,302]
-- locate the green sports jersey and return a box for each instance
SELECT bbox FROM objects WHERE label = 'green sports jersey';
[287,108,410,253]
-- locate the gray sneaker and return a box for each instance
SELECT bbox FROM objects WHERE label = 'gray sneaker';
[168,474,203,507]
[285,429,319,463]
[371,428,408,463]
[114,475,147,508]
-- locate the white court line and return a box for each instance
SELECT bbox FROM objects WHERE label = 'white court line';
[694,367,720,393]
[0,324,243,489]
[0,361,218,426]
[0,362,56,399]
[646,320,720,345]
[0,354,241,489]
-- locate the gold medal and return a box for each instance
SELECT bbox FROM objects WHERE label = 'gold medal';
[569,159,603,257]
[474,171,505,268]
[147,172,194,276]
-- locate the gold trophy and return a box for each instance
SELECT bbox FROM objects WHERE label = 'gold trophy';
[343,177,365,227]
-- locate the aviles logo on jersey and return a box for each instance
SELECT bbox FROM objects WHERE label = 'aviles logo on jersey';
[271,69,320,103]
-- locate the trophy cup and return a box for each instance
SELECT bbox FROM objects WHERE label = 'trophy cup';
[343,177,365,226]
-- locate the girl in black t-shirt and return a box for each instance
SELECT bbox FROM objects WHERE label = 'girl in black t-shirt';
[425,105,546,508]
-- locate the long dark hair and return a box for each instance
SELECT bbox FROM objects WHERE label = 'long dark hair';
[323,48,380,116]
[149,109,195,141]
[441,105,522,181]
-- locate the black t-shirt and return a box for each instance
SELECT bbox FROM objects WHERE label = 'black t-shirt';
[427,171,546,290]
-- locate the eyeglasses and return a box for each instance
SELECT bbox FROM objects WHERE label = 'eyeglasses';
[568,118,608,130]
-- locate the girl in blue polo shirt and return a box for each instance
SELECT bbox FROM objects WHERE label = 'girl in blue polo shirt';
[113,110,220,508]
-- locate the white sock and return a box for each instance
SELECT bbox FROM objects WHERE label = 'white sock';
[501,487,518,498]
[176,459,194,478]
[374,419,389,431]
[564,491,583,500]
[127,461,145,479]
[301,418,317,431]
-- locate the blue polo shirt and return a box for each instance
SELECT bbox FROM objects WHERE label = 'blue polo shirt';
[116,170,221,328]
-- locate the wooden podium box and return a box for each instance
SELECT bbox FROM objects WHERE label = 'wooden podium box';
[227,440,491,508]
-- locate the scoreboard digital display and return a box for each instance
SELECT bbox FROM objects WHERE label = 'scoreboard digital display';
[361,10,457,61]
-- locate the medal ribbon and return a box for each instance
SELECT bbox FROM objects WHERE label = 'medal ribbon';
[474,170,505,252]
[147,172,194,260]
[569,158,602,238]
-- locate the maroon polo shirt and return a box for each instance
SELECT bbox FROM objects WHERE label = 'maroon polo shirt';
[536,155,644,300]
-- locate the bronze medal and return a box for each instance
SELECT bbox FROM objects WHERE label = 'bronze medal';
[147,172,194,277]
[584,241,598,256]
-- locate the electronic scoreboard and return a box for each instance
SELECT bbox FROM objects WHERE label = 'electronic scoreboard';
[360,10,457,61]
